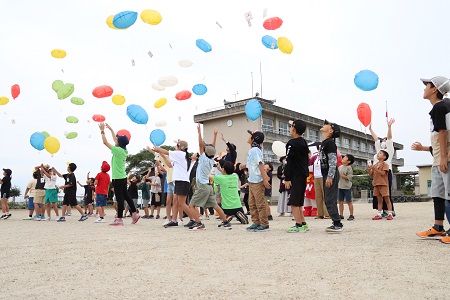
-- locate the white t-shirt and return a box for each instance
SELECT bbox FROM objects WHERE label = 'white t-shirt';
[150,176,161,193]
[313,156,322,178]
[169,150,190,182]
[44,174,57,189]
[373,139,394,170]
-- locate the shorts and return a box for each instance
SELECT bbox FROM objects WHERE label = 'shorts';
[151,193,162,206]
[190,183,217,208]
[373,185,389,198]
[84,195,94,205]
[338,189,352,202]
[431,165,450,200]
[174,181,190,196]
[34,189,45,204]
[167,182,175,195]
[28,197,34,210]
[44,189,58,204]
[96,194,107,207]
[215,185,221,199]
[142,199,150,208]
[63,193,78,207]
[1,192,10,199]
[287,176,307,207]
[113,197,117,202]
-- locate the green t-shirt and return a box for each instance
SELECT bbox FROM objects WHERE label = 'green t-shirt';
[111,146,128,179]
[140,182,150,200]
[212,173,242,209]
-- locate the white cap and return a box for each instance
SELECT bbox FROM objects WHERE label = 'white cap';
[420,76,450,94]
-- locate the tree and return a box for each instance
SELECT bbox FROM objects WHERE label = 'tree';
[351,168,372,198]
[125,145,175,175]
[10,186,21,209]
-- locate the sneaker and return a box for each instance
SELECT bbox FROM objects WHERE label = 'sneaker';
[286,225,302,233]
[347,215,355,221]
[219,221,232,230]
[184,220,196,228]
[440,236,450,244]
[372,215,382,220]
[95,218,105,223]
[278,213,285,217]
[302,223,310,231]
[326,225,343,233]
[78,215,88,221]
[40,215,45,220]
[189,222,206,231]
[88,213,94,217]
[163,216,167,219]
[164,221,178,228]
[381,213,388,218]
[23,216,32,220]
[177,220,184,227]
[57,217,65,222]
[66,212,72,216]
[45,217,51,221]
[246,223,259,232]
[0,214,6,219]
[254,225,270,232]
[387,214,393,220]
[268,215,273,221]
[226,215,234,223]
[3,214,11,220]
[149,215,154,219]
[109,219,124,226]
[163,219,171,226]
[156,215,160,219]
[236,211,249,224]
[32,215,41,221]
[417,227,446,239]
[141,215,148,219]
[339,215,344,220]
[132,214,141,224]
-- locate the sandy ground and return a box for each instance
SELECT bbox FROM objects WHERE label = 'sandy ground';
[1,201,448,300]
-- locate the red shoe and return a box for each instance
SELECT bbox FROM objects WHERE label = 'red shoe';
[372,215,382,220]
[310,208,317,217]
[303,206,312,217]
[387,214,393,220]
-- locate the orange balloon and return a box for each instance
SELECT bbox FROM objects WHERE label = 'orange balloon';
[11,84,20,99]
[92,114,106,122]
[357,103,372,127]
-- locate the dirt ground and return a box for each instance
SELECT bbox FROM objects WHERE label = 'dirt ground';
[1,201,447,300]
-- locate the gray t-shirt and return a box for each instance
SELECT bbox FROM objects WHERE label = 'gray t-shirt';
[338,165,353,190]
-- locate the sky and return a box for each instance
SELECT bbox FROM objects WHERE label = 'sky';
[1,0,450,194]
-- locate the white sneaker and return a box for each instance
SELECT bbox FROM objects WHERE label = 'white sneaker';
[177,219,184,227]
[163,219,171,226]
[95,218,105,223]
[32,216,41,221]
[45,217,51,221]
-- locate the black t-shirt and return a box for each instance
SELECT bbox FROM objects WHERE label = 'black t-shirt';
[264,171,272,196]
[429,100,450,132]
[83,184,94,200]
[1,176,11,194]
[128,181,138,199]
[320,137,337,176]
[35,169,45,190]
[222,142,237,164]
[284,137,309,181]
[63,173,77,195]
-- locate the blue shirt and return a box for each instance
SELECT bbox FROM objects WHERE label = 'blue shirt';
[163,172,168,193]
[196,153,214,184]
[247,147,263,183]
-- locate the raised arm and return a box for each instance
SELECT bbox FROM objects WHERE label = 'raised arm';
[76,181,84,187]
[154,145,169,156]
[52,167,62,178]
[197,123,204,155]
[105,123,117,144]
[369,123,378,142]
[159,152,172,169]
[212,128,218,148]
[387,118,395,140]
[99,123,112,149]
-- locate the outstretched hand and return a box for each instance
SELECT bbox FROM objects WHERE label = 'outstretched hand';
[99,123,105,131]
[411,141,423,151]
[388,118,395,127]
[105,123,112,131]
[221,133,226,141]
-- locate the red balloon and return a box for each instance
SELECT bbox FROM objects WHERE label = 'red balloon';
[175,90,192,101]
[92,85,113,98]
[337,149,343,167]
[11,84,20,99]
[117,129,131,141]
[357,103,372,127]
[92,114,106,122]
[263,17,283,30]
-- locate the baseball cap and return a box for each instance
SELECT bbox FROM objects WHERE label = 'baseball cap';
[288,119,306,135]
[247,130,264,144]
[324,120,340,138]
[177,140,188,151]
[420,76,450,94]
[204,144,216,158]
[3,168,12,177]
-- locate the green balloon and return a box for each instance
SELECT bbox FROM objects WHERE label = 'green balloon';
[52,80,64,93]
[66,132,78,139]
[66,116,79,123]
[57,83,74,100]
[70,97,84,105]
[42,131,50,138]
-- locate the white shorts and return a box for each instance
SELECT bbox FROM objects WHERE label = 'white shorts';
[431,165,450,200]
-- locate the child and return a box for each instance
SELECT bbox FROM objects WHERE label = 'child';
[33,165,47,220]
[277,156,290,217]
[23,171,37,220]
[57,163,88,222]
[40,166,60,221]
[0,168,12,219]
[245,130,271,232]
[140,173,151,218]
[124,174,141,217]
[238,165,250,215]
[264,163,273,220]
[368,150,393,220]
[94,161,111,223]
[283,120,310,233]
[77,172,95,216]
[320,120,344,233]
[338,154,355,220]
[149,170,162,219]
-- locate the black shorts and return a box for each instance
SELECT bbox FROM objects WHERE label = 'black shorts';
[84,196,93,205]
[63,193,78,207]
[287,176,307,207]
[151,192,162,206]
[1,192,10,199]
[174,181,190,196]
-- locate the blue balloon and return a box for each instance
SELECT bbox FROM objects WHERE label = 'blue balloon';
[30,132,46,151]
[150,129,166,146]
[261,35,278,49]
[196,39,212,52]
[245,99,262,121]
[192,84,208,95]
[127,104,148,125]
[354,70,379,91]
[113,11,138,29]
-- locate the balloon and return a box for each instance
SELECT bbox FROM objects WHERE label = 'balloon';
[140,9,162,25]
[70,97,84,105]
[106,15,116,29]
[277,37,293,54]
[66,132,78,139]
[158,76,178,87]
[152,82,165,91]
[357,103,372,127]
[11,84,20,99]
[0,96,9,106]
[154,98,167,108]
[263,17,283,30]
[44,136,60,155]
[155,120,167,127]
[30,132,46,151]
[261,35,278,49]
[272,141,286,157]
[175,90,192,101]
[52,80,64,92]
[178,59,193,68]
[117,129,131,141]
[112,94,126,105]
[337,149,343,167]
[150,129,166,146]
[354,70,379,91]
[66,116,79,124]
[192,84,207,96]
[42,131,50,138]
[245,99,262,121]
[51,49,66,59]
[127,104,148,124]
[92,114,106,122]
[196,39,212,52]
[92,85,113,98]
[57,83,74,100]
[113,11,138,29]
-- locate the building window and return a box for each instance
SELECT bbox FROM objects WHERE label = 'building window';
[263,144,277,163]
[361,160,366,167]
[335,137,340,146]
[352,140,359,151]
[354,160,360,166]
[262,117,274,133]
[369,144,375,154]
[361,142,367,152]
[309,129,319,141]
[279,121,289,136]
[343,138,350,149]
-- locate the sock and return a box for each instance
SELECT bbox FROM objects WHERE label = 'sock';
[378,211,382,216]
[295,223,302,227]
[100,217,104,219]
[388,211,393,216]
[302,222,307,226]
[29,214,32,217]
[433,224,444,232]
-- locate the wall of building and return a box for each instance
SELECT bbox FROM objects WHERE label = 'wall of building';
[417,165,432,196]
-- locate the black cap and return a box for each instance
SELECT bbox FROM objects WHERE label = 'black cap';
[289,119,306,135]
[324,120,340,138]
[247,130,264,144]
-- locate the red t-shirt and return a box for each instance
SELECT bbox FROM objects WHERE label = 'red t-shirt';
[95,172,110,195]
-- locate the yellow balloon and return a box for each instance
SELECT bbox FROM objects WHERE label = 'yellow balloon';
[277,37,293,54]
[154,97,167,108]
[51,49,66,59]
[0,96,9,106]
[112,94,126,105]
[106,15,127,30]
[140,9,162,25]
[44,136,60,155]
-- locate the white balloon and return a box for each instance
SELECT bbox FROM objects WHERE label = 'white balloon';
[152,82,165,91]
[272,141,286,157]
[178,59,193,68]
[158,75,178,87]
[155,120,167,127]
